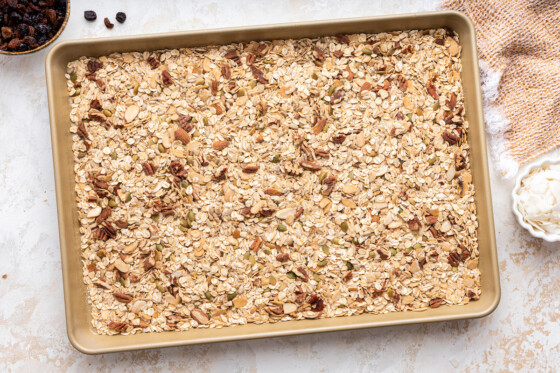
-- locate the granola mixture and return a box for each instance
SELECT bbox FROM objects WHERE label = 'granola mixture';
[66,29,480,335]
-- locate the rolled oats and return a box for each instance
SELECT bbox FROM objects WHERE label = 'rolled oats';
[67,28,480,335]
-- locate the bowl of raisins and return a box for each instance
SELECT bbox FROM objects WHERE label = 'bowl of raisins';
[0,0,69,55]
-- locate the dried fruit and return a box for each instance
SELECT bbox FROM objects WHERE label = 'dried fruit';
[104,17,114,29]
[115,12,126,24]
[84,10,97,21]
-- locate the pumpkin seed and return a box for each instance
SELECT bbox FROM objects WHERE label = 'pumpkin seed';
[346,261,354,270]
[205,291,213,300]
[227,292,238,300]
[156,244,163,252]
[287,271,297,279]
[133,83,139,95]
[70,72,77,82]
[341,221,349,233]
[318,260,327,267]
[108,200,117,208]
[188,211,196,222]
[363,47,373,55]
[277,224,287,232]
[322,245,330,254]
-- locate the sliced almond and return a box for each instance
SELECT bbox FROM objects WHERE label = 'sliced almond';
[250,200,265,214]
[191,308,210,324]
[283,303,297,314]
[114,259,130,273]
[212,140,230,150]
[264,188,283,196]
[87,206,102,218]
[124,104,139,123]
[232,296,248,308]
[341,198,357,208]
[276,208,296,220]
[342,183,358,194]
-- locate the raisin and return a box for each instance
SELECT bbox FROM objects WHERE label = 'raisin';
[84,10,96,21]
[104,17,114,29]
[115,12,126,24]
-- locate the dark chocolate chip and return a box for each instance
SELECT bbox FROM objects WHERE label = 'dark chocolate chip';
[115,12,126,24]
[84,10,96,21]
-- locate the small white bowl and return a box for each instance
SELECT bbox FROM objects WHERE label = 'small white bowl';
[512,157,560,242]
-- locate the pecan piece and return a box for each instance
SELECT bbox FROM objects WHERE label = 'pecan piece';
[408,217,422,231]
[141,162,155,176]
[429,226,439,238]
[161,70,173,86]
[265,306,284,316]
[312,118,327,135]
[331,134,346,144]
[77,122,89,139]
[264,188,283,196]
[108,321,128,332]
[174,127,191,145]
[276,252,290,262]
[335,34,350,44]
[225,50,241,66]
[343,271,353,282]
[300,160,321,171]
[294,207,304,220]
[96,206,112,224]
[251,65,268,84]
[143,257,155,272]
[170,161,188,179]
[460,245,471,261]
[114,220,128,229]
[377,249,389,260]
[308,294,325,312]
[242,164,259,173]
[429,298,444,308]
[191,308,210,325]
[212,167,227,181]
[147,56,160,69]
[322,176,336,196]
[312,46,326,61]
[94,279,111,290]
[442,131,460,145]
[113,292,133,303]
[315,148,329,158]
[90,99,102,110]
[425,215,438,225]
[395,74,408,91]
[360,82,372,92]
[246,53,256,65]
[333,50,344,58]
[101,221,117,238]
[221,64,231,79]
[446,92,457,109]
[260,208,276,217]
[212,140,230,150]
[448,252,461,267]
[250,237,263,252]
[427,81,439,99]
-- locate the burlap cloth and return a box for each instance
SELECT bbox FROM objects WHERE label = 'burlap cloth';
[443,0,560,177]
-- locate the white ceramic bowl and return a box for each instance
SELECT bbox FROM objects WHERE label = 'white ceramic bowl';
[512,157,560,242]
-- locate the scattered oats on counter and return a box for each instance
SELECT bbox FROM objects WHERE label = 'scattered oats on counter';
[66,28,480,335]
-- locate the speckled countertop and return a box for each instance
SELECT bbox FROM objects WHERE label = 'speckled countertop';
[1,0,559,371]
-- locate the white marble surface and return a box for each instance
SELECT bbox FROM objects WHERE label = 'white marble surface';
[1,0,559,371]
